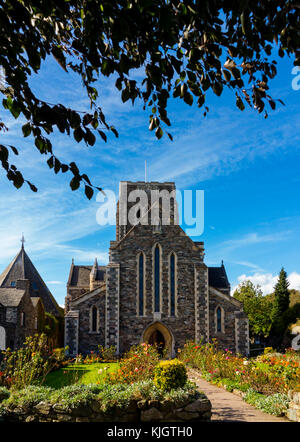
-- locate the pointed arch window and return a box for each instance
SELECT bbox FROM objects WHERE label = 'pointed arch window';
[216,306,224,333]
[154,245,161,312]
[138,252,145,316]
[170,253,176,316]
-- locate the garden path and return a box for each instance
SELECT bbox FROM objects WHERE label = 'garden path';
[188,368,289,422]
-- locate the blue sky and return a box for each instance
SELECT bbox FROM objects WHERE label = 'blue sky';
[0,51,299,306]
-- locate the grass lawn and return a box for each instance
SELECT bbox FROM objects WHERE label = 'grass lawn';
[43,362,119,389]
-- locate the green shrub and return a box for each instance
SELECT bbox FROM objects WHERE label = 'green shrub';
[2,385,53,409]
[244,389,290,416]
[154,359,187,391]
[1,334,67,390]
[0,387,10,403]
[0,380,199,414]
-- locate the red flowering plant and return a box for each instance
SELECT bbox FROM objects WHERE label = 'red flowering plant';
[0,334,67,390]
[82,346,117,364]
[178,340,300,395]
[104,343,162,384]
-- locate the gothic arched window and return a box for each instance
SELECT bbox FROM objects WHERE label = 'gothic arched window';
[91,306,98,332]
[138,252,145,316]
[170,253,176,316]
[216,306,222,333]
[154,245,161,312]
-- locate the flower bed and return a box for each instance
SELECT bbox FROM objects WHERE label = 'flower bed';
[178,341,300,418]
[0,341,212,422]
[0,381,211,422]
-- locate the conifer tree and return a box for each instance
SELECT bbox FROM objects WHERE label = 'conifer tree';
[271,268,290,335]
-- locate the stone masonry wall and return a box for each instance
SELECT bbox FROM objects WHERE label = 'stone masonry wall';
[65,311,79,356]
[109,224,204,355]
[77,292,106,355]
[287,391,300,422]
[0,395,212,423]
[105,264,120,353]
[194,264,209,343]
[234,313,250,356]
[208,290,242,354]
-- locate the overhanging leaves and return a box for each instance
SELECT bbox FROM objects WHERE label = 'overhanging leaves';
[0,0,298,197]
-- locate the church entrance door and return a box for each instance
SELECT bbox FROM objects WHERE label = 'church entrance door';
[148,329,165,355]
[142,322,173,357]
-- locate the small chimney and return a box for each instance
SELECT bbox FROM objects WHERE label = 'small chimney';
[16,279,30,291]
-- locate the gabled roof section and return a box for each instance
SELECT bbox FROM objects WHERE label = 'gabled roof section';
[0,288,25,307]
[0,246,61,317]
[208,263,230,290]
[68,264,106,287]
[31,296,43,308]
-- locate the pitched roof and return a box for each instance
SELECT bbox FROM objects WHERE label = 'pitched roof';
[208,264,230,290]
[0,288,25,307]
[69,264,106,287]
[0,246,61,317]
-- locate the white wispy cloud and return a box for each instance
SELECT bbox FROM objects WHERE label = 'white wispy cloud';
[232,271,300,295]
[219,231,291,252]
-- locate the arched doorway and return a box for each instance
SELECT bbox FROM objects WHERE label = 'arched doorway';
[148,329,165,355]
[0,326,6,351]
[142,322,173,357]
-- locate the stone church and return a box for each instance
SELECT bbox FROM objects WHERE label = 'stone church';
[65,181,249,357]
[0,240,62,351]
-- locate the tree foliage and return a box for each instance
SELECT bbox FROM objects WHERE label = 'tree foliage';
[233,280,273,338]
[1,1,299,195]
[282,302,300,331]
[270,267,290,335]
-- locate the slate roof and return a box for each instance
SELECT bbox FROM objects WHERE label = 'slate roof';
[0,288,25,307]
[208,264,230,290]
[0,246,61,317]
[69,265,106,287]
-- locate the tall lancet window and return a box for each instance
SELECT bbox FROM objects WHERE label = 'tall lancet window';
[170,253,176,316]
[138,253,145,316]
[91,306,97,332]
[154,245,161,312]
[216,306,222,333]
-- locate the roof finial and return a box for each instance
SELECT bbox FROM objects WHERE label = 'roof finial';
[21,233,25,249]
[145,160,147,182]
[221,259,224,266]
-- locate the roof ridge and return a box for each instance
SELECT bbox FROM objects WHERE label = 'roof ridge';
[0,248,23,286]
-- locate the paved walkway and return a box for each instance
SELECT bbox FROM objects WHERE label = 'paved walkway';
[188,368,289,422]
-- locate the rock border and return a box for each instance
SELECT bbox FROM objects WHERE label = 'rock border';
[0,395,212,422]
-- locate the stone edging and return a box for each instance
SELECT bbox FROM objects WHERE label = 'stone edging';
[0,395,212,422]
[287,391,300,422]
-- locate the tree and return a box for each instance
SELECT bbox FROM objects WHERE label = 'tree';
[271,267,290,335]
[233,280,273,339]
[282,303,300,331]
[1,1,299,196]
[41,312,60,349]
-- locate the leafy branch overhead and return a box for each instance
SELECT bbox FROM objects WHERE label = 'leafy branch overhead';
[0,1,299,196]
